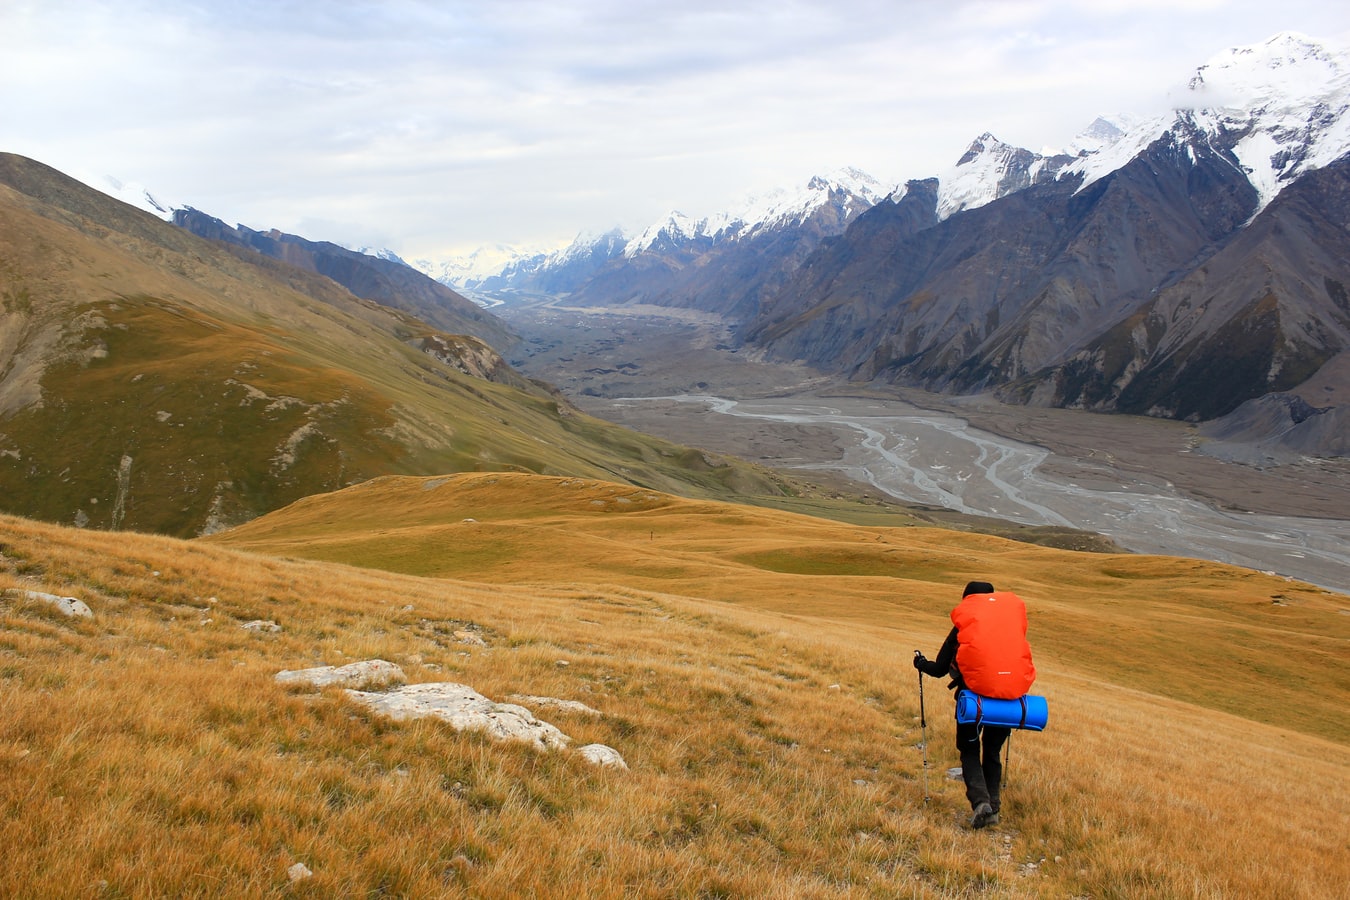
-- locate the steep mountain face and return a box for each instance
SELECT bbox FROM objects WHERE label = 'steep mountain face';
[747,33,1350,447]
[750,128,1263,384]
[173,210,514,351]
[935,132,1074,219]
[0,153,783,536]
[1021,155,1350,421]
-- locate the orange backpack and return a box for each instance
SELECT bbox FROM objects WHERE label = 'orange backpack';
[950,590,1036,699]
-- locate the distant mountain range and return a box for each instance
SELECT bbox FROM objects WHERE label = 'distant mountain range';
[458,32,1350,455]
[171,209,514,351]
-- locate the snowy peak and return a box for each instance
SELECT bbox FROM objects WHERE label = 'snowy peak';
[353,246,411,267]
[1184,31,1343,106]
[412,244,543,288]
[1066,32,1350,211]
[1063,116,1135,158]
[624,210,724,257]
[1183,32,1350,210]
[624,167,891,257]
[93,175,182,221]
[937,133,1070,219]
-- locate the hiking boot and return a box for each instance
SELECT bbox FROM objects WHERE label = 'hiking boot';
[971,802,998,829]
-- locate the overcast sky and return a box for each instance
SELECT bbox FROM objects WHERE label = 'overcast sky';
[4,1,1350,262]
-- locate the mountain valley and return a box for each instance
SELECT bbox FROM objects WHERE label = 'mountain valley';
[5,17,1350,899]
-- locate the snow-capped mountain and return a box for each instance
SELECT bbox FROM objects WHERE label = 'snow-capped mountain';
[553,168,894,320]
[934,133,1072,220]
[412,244,546,291]
[624,167,892,257]
[353,246,412,267]
[747,32,1350,455]
[91,175,182,220]
[446,167,894,318]
[1066,31,1350,211]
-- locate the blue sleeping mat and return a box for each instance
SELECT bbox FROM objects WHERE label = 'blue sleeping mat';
[955,690,1048,731]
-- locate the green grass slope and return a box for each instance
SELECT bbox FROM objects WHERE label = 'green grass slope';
[0,154,785,536]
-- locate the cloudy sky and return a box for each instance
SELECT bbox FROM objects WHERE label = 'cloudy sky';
[4,1,1349,264]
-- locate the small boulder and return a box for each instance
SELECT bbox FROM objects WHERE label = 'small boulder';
[241,620,281,633]
[344,682,570,752]
[24,591,93,619]
[577,744,627,769]
[275,659,406,690]
[287,862,313,882]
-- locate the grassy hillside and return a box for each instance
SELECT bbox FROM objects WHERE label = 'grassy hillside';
[2,476,1343,897]
[0,154,788,536]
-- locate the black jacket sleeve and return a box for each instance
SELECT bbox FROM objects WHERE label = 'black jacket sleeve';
[916,627,958,678]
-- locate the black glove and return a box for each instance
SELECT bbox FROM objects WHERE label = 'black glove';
[912,652,927,671]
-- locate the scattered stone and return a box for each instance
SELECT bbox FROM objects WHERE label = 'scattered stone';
[577,743,627,768]
[828,684,841,691]
[241,620,281,633]
[453,630,486,646]
[947,766,963,780]
[275,659,406,690]
[23,591,94,619]
[555,660,570,668]
[288,862,313,882]
[344,682,570,751]
[508,695,602,716]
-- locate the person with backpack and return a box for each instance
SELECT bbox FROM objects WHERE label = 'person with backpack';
[913,580,1036,829]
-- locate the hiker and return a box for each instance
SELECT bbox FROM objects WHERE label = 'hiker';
[913,580,1036,829]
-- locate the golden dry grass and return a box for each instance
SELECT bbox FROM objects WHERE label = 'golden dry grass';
[3,474,1348,898]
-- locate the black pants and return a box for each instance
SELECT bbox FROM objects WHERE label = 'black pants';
[956,721,1009,811]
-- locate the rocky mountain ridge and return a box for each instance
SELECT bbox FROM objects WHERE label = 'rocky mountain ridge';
[172,209,514,351]
[747,32,1350,453]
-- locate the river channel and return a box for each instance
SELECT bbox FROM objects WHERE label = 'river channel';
[611,394,1350,595]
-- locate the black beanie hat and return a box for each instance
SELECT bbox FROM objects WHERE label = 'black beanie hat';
[963,580,995,597]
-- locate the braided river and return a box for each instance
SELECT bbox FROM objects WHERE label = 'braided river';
[612,394,1350,595]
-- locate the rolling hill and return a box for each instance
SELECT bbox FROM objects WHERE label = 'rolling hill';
[0,152,791,537]
[1,473,1345,896]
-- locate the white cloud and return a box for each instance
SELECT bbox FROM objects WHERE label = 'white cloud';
[2,0,1349,261]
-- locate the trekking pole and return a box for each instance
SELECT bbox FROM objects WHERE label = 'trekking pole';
[915,651,929,803]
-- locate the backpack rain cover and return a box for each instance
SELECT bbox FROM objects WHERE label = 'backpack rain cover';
[951,590,1036,699]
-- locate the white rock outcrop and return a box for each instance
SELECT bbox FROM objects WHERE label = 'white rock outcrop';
[275,659,406,690]
[577,744,628,769]
[241,620,281,633]
[345,682,571,751]
[24,590,94,619]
